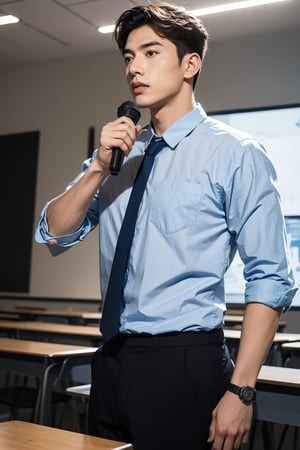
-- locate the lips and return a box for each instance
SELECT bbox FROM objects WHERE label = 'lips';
[131,82,148,94]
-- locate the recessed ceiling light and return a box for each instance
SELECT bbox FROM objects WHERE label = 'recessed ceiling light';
[97,25,116,34]
[191,0,288,17]
[97,0,289,34]
[0,15,20,26]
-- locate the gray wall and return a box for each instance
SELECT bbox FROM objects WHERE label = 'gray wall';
[1,26,300,326]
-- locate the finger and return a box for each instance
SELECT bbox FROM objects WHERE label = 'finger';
[207,416,216,443]
[101,122,137,154]
[116,116,139,141]
[223,428,248,450]
[241,428,250,446]
[222,435,235,450]
[211,434,226,450]
[135,124,142,135]
[234,437,243,449]
[120,123,139,149]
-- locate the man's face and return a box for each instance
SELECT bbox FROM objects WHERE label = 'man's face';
[123,25,189,111]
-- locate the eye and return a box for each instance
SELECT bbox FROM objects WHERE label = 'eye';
[124,55,134,64]
[146,50,157,57]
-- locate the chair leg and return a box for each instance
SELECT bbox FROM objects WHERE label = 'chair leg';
[293,427,298,450]
[277,424,289,450]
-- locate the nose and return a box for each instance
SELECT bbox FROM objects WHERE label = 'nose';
[128,55,144,77]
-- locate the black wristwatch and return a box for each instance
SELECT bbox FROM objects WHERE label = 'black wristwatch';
[227,383,256,404]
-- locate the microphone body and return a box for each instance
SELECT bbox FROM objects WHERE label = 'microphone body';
[110,101,141,175]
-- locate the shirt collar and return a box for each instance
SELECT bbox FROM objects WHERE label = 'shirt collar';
[136,103,207,151]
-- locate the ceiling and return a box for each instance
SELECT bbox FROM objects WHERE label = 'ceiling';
[0,0,300,67]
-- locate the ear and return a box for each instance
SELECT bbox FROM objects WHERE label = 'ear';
[183,52,201,81]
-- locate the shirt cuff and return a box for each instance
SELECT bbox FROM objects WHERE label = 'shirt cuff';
[245,278,298,312]
[35,203,94,255]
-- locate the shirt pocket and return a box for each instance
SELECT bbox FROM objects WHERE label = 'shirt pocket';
[150,180,202,235]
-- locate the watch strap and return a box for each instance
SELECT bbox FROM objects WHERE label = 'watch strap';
[227,382,256,404]
[227,382,241,395]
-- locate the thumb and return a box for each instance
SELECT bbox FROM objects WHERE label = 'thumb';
[135,124,142,135]
[207,411,216,443]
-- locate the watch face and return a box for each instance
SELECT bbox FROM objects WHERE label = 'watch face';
[241,386,256,403]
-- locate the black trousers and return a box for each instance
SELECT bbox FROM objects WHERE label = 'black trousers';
[88,329,233,450]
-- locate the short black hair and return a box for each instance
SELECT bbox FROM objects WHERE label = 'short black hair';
[114,2,209,88]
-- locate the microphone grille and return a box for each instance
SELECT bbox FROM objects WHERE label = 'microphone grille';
[117,100,141,124]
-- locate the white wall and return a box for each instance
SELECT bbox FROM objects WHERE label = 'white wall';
[1,25,300,304]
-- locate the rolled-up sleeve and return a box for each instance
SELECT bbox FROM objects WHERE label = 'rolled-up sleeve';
[225,138,297,311]
[35,203,96,256]
[35,152,99,256]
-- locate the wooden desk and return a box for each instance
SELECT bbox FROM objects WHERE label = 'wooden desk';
[0,320,102,346]
[282,341,300,353]
[0,338,97,425]
[66,365,300,428]
[224,315,286,331]
[0,307,101,325]
[257,364,300,389]
[68,366,300,450]
[0,420,133,449]
[224,314,244,328]
[0,313,20,320]
[224,329,300,364]
[281,341,300,367]
[66,364,300,450]
[224,329,300,343]
[226,308,245,315]
[254,365,300,450]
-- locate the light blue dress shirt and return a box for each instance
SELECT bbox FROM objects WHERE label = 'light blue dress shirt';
[36,103,297,334]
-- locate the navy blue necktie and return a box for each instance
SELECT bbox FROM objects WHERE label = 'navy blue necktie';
[101,137,165,341]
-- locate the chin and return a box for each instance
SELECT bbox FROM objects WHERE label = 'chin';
[134,97,162,111]
[134,97,151,108]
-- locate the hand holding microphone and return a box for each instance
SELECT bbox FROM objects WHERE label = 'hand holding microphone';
[109,101,141,175]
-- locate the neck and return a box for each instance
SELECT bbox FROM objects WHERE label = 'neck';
[150,95,196,136]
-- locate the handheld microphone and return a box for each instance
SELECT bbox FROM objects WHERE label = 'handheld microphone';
[109,100,141,176]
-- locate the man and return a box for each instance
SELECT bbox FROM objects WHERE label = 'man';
[35,3,296,449]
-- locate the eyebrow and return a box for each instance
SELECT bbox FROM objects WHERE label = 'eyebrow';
[122,41,163,55]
